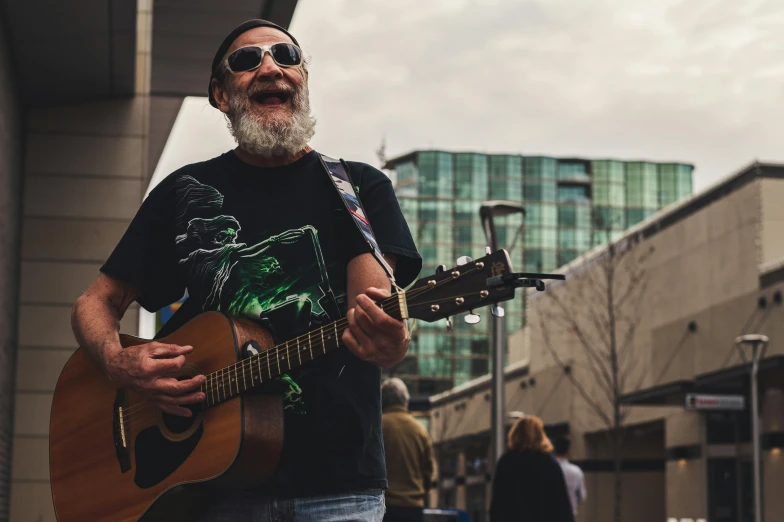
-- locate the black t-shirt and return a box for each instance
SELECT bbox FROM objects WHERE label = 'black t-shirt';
[101,150,421,497]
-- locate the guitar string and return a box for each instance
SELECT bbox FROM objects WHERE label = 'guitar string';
[120,269,484,421]
[120,266,485,421]
[120,265,485,421]
[119,309,395,422]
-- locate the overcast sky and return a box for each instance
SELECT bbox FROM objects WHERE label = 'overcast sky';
[162,0,783,194]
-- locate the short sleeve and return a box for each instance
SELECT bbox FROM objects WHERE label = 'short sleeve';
[345,162,422,287]
[100,175,186,312]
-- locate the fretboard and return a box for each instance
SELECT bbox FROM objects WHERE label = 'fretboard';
[200,295,404,409]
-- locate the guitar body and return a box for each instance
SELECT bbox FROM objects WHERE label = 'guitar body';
[49,312,283,522]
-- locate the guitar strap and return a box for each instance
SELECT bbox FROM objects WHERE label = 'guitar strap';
[318,154,408,320]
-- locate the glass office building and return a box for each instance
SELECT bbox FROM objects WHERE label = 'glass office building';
[386,151,693,396]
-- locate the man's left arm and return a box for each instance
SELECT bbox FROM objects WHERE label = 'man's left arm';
[342,252,410,368]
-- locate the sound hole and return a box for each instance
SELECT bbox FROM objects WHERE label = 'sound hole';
[161,403,202,434]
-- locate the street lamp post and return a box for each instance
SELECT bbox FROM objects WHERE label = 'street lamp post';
[480,200,526,468]
[735,334,769,522]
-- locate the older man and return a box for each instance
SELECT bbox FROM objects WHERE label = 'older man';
[381,378,436,522]
[70,19,420,522]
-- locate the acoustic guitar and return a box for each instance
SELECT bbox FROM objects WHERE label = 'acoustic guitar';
[49,249,547,521]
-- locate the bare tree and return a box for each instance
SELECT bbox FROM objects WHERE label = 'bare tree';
[534,214,652,522]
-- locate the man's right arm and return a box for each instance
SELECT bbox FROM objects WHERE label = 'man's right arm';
[71,273,205,417]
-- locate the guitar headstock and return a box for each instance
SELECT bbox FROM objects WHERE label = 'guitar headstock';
[404,249,517,323]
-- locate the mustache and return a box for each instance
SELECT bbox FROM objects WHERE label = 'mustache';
[246,81,297,97]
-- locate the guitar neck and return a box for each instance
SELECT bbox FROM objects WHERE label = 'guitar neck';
[200,294,404,409]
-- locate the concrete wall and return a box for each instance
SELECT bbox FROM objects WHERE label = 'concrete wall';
[9,3,154,520]
[0,13,23,521]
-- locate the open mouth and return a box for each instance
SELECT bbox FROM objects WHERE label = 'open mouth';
[251,90,291,106]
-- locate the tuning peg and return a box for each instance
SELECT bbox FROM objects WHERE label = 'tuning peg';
[491,305,505,318]
[456,256,473,266]
[486,246,492,255]
[446,317,454,332]
[465,310,481,324]
[435,264,447,274]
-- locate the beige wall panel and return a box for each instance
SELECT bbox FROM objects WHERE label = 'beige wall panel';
[23,175,142,220]
[760,221,784,267]
[666,459,706,520]
[18,304,138,348]
[11,437,48,481]
[18,304,77,348]
[15,348,74,392]
[764,449,784,522]
[13,393,52,436]
[20,261,102,305]
[25,133,143,178]
[27,98,145,137]
[22,218,129,262]
[666,410,702,447]
[705,179,760,241]
[581,471,664,522]
[760,179,784,221]
[760,179,784,266]
[10,482,56,522]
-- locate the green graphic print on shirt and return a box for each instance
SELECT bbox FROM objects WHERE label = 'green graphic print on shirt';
[174,175,343,414]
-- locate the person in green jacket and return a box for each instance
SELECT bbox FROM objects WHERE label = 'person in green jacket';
[381,378,436,522]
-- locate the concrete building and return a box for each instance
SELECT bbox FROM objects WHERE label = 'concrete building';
[0,2,298,520]
[385,150,693,399]
[427,162,784,522]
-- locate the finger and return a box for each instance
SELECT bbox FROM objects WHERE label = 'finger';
[151,390,206,406]
[341,324,367,360]
[152,400,193,417]
[144,354,187,376]
[152,375,206,396]
[357,294,404,334]
[364,287,391,300]
[150,343,193,358]
[347,308,375,353]
[353,305,378,337]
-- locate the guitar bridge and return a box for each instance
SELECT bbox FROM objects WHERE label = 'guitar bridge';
[113,389,131,473]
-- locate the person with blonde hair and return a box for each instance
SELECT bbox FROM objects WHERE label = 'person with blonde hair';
[489,415,574,522]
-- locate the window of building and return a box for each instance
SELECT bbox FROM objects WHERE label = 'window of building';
[557,161,590,181]
[558,185,590,204]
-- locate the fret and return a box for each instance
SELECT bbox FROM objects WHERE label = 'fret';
[296,338,302,366]
[257,353,263,382]
[218,369,224,402]
[267,351,272,379]
[316,328,321,360]
[283,342,290,371]
[249,357,254,386]
[276,347,281,375]
[333,323,338,352]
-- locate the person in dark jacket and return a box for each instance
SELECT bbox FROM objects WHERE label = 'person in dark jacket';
[490,415,575,522]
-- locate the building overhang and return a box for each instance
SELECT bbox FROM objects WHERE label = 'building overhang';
[150,0,298,98]
[619,355,784,407]
[4,0,139,106]
[4,0,298,106]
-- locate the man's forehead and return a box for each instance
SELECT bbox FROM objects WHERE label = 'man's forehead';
[227,27,294,53]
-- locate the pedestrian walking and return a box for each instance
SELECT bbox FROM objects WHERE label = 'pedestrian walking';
[490,415,574,522]
[554,437,587,517]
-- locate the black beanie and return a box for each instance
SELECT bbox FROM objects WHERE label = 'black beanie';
[208,19,300,108]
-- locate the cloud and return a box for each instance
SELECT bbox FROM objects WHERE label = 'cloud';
[286,0,784,191]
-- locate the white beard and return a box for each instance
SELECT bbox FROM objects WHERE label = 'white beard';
[226,80,316,158]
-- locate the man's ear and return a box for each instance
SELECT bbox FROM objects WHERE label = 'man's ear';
[211,77,231,114]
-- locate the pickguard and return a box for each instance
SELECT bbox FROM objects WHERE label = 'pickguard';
[134,424,203,488]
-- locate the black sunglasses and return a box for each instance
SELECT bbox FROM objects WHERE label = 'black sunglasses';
[226,43,303,73]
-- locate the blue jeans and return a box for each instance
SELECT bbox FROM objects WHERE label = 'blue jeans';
[193,490,386,522]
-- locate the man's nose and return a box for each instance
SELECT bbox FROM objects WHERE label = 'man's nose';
[254,53,283,80]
